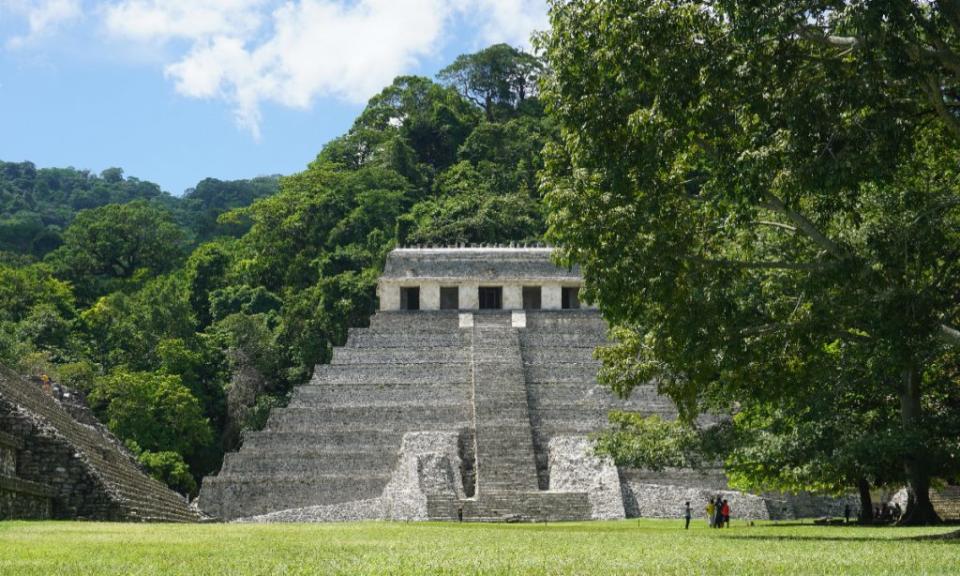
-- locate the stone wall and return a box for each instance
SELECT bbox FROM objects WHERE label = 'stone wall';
[0,476,54,519]
[547,436,624,519]
[621,482,774,521]
[237,431,465,523]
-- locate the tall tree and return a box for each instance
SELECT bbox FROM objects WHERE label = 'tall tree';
[540,0,960,524]
[47,200,186,302]
[438,44,544,121]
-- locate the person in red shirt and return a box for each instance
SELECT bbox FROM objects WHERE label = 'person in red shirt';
[721,499,731,528]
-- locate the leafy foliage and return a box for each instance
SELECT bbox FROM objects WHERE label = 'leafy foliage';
[540,0,960,523]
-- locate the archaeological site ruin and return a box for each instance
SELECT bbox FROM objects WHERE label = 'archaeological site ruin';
[198,247,851,522]
[0,366,197,521]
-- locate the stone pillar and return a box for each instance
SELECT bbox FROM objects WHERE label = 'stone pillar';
[379,282,401,311]
[459,282,479,310]
[502,284,522,310]
[542,283,562,310]
[421,282,440,310]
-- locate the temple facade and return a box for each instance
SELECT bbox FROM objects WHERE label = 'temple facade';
[378,246,590,312]
[198,247,849,522]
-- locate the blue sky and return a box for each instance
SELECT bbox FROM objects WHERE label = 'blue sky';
[0,1,548,195]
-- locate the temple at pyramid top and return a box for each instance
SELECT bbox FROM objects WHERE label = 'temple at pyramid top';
[378,246,591,311]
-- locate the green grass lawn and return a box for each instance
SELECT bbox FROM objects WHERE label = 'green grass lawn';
[0,519,957,575]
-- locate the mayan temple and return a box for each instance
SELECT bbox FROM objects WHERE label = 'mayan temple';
[198,247,840,522]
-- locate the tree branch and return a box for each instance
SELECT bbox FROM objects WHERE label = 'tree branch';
[922,74,960,141]
[798,25,860,49]
[940,323,960,345]
[754,220,798,233]
[692,255,823,271]
[760,192,847,259]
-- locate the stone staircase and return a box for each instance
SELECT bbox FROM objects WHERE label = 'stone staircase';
[470,317,540,493]
[0,366,197,522]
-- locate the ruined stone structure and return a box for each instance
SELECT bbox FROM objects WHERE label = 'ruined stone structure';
[198,247,853,522]
[0,366,198,521]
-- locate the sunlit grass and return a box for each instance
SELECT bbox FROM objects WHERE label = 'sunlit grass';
[0,519,957,575]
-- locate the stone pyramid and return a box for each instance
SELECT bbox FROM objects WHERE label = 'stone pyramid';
[200,247,838,522]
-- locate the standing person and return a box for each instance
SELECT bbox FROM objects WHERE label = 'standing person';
[706,499,716,528]
[721,499,730,528]
[684,501,692,530]
[844,504,851,524]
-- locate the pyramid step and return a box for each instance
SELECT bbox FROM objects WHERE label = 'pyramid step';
[368,311,463,331]
[522,311,608,332]
[524,364,600,382]
[461,491,593,521]
[522,349,600,363]
[331,348,469,364]
[221,450,397,475]
[292,385,471,408]
[311,364,469,385]
[267,405,472,431]
[240,430,406,451]
[519,333,609,347]
[345,331,468,348]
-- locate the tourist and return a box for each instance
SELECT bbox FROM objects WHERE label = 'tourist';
[684,501,691,529]
[714,496,724,528]
[706,499,716,528]
[844,504,851,524]
[721,499,730,528]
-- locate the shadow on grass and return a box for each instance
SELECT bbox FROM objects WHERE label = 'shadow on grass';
[721,526,960,543]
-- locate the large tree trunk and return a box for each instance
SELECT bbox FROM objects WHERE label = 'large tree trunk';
[899,365,942,525]
[857,477,874,524]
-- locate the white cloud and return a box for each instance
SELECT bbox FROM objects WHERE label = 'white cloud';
[98,0,548,137]
[103,0,267,43]
[2,0,83,48]
[473,0,548,49]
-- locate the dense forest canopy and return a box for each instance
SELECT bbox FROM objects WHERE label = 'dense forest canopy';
[0,162,279,259]
[540,0,960,525]
[0,44,550,495]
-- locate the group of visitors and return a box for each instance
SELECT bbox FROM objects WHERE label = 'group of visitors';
[683,497,731,529]
[873,502,903,523]
[842,501,902,524]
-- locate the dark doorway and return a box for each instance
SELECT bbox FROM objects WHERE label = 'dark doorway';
[561,286,581,309]
[522,286,542,310]
[400,287,420,310]
[440,287,459,310]
[478,286,503,309]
